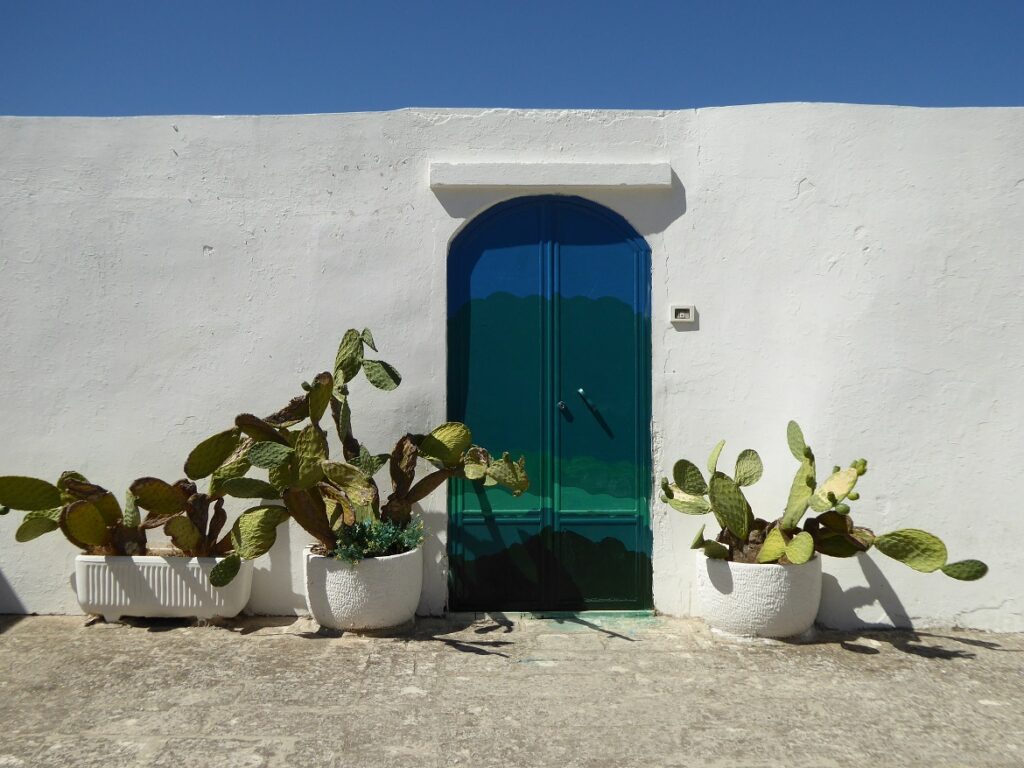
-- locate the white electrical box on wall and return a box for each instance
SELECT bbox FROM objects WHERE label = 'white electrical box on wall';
[669,304,696,325]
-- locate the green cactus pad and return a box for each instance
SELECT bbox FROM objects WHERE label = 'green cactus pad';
[702,540,730,560]
[230,505,290,560]
[334,329,364,384]
[208,448,252,497]
[708,474,750,541]
[209,554,242,587]
[130,477,188,516]
[874,529,948,572]
[219,477,281,499]
[307,372,334,424]
[322,461,378,507]
[690,524,706,549]
[706,439,726,475]
[485,453,529,496]
[56,471,90,503]
[268,458,299,491]
[418,422,473,467]
[184,428,242,480]
[734,449,763,487]
[63,501,109,547]
[757,527,787,563]
[15,508,63,542]
[122,491,141,529]
[263,396,310,427]
[813,531,860,558]
[818,511,852,534]
[785,531,815,565]
[362,360,402,391]
[847,527,875,551]
[786,420,807,461]
[165,516,203,553]
[940,559,988,581]
[782,459,816,529]
[360,328,377,351]
[353,446,390,478]
[672,459,707,496]
[234,413,290,445]
[809,468,858,512]
[246,441,296,469]
[665,494,712,515]
[294,425,329,488]
[0,476,62,511]
[462,446,490,481]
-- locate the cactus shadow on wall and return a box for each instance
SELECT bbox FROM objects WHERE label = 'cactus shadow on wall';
[0,569,26,618]
[818,552,911,630]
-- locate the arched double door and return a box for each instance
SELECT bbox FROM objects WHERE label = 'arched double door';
[447,196,652,610]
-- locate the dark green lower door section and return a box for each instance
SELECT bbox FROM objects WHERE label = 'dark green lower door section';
[448,196,651,610]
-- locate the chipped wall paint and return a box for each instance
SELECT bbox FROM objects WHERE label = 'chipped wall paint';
[1,105,1022,630]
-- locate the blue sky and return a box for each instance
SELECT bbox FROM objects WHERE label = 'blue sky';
[1,1,1022,115]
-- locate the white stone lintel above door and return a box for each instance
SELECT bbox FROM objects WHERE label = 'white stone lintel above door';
[428,161,673,190]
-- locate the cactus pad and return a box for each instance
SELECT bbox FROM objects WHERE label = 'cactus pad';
[786,420,807,460]
[334,329,364,383]
[307,372,334,424]
[230,505,290,560]
[785,531,815,565]
[235,413,290,445]
[220,477,281,499]
[62,501,110,547]
[708,474,750,541]
[706,440,725,475]
[209,554,242,587]
[782,459,815,529]
[322,461,377,507]
[734,449,763,487]
[15,508,62,542]
[672,459,707,496]
[665,493,712,515]
[184,428,242,480]
[757,527,787,563]
[418,422,472,467]
[122,490,141,528]
[246,441,296,469]
[940,559,988,581]
[690,524,706,549]
[702,540,730,560]
[362,360,402,391]
[809,468,858,512]
[0,476,62,511]
[130,477,188,516]
[165,516,203,553]
[485,453,529,496]
[294,425,329,488]
[874,529,948,572]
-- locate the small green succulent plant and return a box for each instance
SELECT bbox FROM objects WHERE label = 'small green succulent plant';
[663,421,987,581]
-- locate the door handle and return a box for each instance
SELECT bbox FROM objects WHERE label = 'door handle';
[577,388,596,410]
[557,401,567,412]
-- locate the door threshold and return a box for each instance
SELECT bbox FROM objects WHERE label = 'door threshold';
[449,610,656,621]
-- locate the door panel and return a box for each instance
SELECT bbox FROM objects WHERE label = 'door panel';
[448,196,651,611]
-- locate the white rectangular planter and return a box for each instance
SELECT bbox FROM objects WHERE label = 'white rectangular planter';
[75,555,253,622]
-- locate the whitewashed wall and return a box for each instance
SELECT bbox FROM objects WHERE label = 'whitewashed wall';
[1,105,1021,631]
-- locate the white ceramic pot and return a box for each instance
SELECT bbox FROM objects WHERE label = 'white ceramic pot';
[303,545,423,631]
[75,555,254,622]
[694,554,822,638]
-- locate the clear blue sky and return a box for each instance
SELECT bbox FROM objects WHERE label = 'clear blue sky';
[2,1,1022,115]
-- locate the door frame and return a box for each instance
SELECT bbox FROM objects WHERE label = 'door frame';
[446,194,653,611]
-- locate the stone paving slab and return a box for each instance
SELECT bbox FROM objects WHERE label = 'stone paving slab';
[0,614,1022,767]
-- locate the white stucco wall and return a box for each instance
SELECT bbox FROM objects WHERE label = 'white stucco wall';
[1,104,1021,631]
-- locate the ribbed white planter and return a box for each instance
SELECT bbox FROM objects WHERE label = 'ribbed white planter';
[75,555,254,622]
[303,545,423,631]
[694,554,822,638]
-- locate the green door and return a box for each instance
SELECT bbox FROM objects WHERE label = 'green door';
[448,196,651,611]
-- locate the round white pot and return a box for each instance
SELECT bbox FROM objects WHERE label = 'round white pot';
[694,554,822,638]
[75,555,254,622]
[303,545,423,631]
